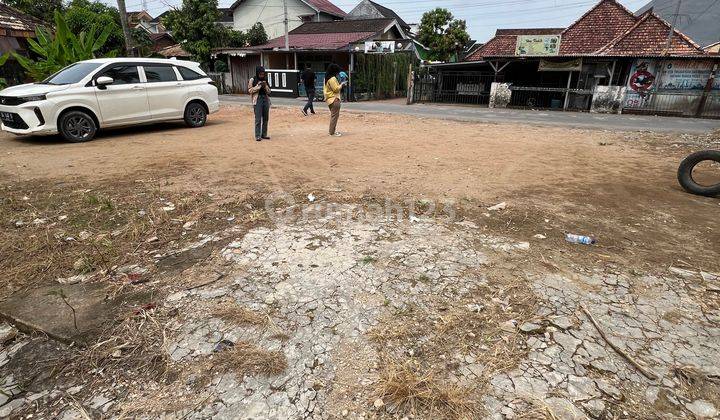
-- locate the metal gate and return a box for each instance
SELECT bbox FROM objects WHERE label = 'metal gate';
[413,71,497,105]
[508,86,593,111]
[624,91,720,119]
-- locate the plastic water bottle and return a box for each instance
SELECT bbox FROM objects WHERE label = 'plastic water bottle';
[565,233,596,245]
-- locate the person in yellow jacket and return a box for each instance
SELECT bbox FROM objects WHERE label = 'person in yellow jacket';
[323,64,347,137]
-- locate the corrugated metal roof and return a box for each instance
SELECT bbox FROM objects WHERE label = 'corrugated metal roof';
[250,32,376,51]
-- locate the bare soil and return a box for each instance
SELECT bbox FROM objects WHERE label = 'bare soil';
[0,105,719,419]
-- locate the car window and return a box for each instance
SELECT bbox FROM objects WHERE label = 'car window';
[98,65,140,85]
[177,66,205,81]
[143,65,178,83]
[42,62,102,85]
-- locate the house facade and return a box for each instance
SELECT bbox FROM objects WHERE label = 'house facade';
[347,0,410,33]
[213,17,413,98]
[229,0,346,40]
[128,10,166,34]
[414,0,719,119]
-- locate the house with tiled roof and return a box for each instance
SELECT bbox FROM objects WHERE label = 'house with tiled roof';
[419,0,719,118]
[214,17,413,98]
[229,0,347,40]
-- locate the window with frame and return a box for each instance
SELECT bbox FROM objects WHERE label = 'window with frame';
[98,65,140,85]
[143,65,178,82]
[177,66,204,81]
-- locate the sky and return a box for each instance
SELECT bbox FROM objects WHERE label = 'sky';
[122,0,654,42]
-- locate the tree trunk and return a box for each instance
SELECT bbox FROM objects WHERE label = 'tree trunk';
[116,0,134,56]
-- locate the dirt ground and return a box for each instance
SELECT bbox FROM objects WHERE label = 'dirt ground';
[0,104,719,419]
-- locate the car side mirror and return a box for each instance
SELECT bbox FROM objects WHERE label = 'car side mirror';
[96,76,114,89]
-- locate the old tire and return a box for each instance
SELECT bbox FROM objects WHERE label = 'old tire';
[677,150,720,197]
[59,110,97,143]
[184,102,207,128]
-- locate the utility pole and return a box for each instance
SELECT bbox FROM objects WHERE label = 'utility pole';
[664,0,681,54]
[283,0,289,51]
[117,0,135,56]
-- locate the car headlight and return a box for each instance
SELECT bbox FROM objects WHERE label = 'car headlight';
[20,94,47,102]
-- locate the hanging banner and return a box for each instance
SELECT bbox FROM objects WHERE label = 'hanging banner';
[515,35,560,56]
[364,41,395,54]
[538,58,582,72]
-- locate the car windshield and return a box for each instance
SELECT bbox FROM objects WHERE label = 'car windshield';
[40,62,103,85]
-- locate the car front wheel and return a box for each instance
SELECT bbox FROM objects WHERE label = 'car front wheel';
[184,102,207,128]
[59,110,97,143]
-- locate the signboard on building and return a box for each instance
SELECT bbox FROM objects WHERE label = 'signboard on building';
[624,59,719,108]
[515,35,560,56]
[365,41,395,54]
[657,60,718,90]
[538,58,582,71]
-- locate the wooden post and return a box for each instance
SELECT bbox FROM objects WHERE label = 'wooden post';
[695,62,718,118]
[406,63,413,105]
[227,55,234,93]
[563,71,573,110]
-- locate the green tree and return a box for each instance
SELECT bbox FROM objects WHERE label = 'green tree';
[247,22,268,46]
[163,0,223,65]
[220,28,248,48]
[3,0,62,23]
[418,8,470,62]
[64,0,125,56]
[13,11,114,80]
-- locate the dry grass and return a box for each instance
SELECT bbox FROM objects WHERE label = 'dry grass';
[375,361,478,419]
[70,305,172,388]
[211,301,267,326]
[0,179,268,300]
[215,341,288,377]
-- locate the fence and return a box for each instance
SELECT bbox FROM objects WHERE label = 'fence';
[623,90,720,119]
[508,86,593,111]
[413,71,496,105]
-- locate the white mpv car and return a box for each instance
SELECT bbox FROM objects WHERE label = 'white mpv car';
[0,58,219,142]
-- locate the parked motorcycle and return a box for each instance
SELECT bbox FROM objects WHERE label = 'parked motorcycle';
[677,150,720,197]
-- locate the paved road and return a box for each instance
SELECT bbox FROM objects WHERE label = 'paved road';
[221,95,720,134]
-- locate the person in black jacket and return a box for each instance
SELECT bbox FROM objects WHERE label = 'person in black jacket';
[301,64,316,116]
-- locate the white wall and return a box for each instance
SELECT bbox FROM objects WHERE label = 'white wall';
[233,0,320,40]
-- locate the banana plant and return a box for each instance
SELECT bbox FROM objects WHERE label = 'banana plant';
[0,54,9,89]
[13,10,114,81]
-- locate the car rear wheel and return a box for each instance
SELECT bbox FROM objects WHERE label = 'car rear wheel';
[184,102,207,128]
[59,111,97,143]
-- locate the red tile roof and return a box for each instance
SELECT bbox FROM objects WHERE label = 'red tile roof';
[597,12,705,56]
[466,35,517,61]
[559,0,637,54]
[157,43,191,58]
[463,0,707,60]
[306,0,346,17]
[0,2,45,33]
[495,28,564,36]
[251,32,376,51]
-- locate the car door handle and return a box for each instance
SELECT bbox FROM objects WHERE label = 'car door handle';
[131,85,144,90]
[175,82,182,87]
